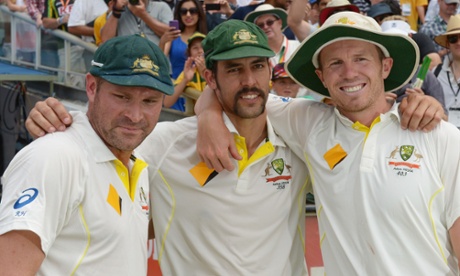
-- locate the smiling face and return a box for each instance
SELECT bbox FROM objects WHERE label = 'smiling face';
[180,0,200,27]
[86,75,164,157]
[315,40,392,120]
[205,57,271,120]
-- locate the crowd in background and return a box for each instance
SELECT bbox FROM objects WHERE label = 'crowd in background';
[2,0,460,127]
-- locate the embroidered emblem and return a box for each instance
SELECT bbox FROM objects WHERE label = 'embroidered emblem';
[335,17,356,25]
[271,158,285,175]
[132,55,160,76]
[399,145,414,161]
[264,158,292,190]
[232,29,258,45]
[387,145,423,176]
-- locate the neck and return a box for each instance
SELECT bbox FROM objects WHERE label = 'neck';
[184,25,197,34]
[440,12,450,22]
[111,149,132,168]
[269,35,284,53]
[227,112,268,157]
[337,95,392,127]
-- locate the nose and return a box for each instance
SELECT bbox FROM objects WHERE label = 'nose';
[341,61,359,79]
[241,69,257,87]
[124,102,144,123]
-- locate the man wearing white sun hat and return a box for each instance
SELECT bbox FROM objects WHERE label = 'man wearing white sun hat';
[275,11,460,275]
[245,4,301,67]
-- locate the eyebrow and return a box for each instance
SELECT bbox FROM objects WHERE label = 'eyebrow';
[223,57,266,69]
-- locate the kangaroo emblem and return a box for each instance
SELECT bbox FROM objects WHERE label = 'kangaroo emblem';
[413,150,423,162]
[389,146,399,159]
[264,163,271,176]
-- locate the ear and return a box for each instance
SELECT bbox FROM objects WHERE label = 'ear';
[86,73,97,102]
[381,57,393,80]
[203,68,218,90]
[315,68,327,88]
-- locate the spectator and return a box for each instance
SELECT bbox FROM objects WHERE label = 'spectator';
[350,0,371,13]
[399,0,426,31]
[159,0,206,111]
[366,2,393,24]
[382,15,442,70]
[425,0,460,22]
[434,14,460,128]
[67,0,107,43]
[93,0,112,46]
[270,62,302,97]
[100,0,172,46]
[245,4,300,67]
[420,0,459,58]
[7,0,27,11]
[287,0,314,41]
[25,0,44,27]
[7,0,36,62]
[319,0,359,25]
[381,19,447,115]
[67,0,107,70]
[306,0,320,28]
[164,32,206,108]
[202,0,236,32]
[230,0,297,40]
[25,0,61,67]
[41,0,86,88]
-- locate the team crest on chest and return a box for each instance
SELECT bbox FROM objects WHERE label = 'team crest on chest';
[387,145,423,176]
[263,158,292,190]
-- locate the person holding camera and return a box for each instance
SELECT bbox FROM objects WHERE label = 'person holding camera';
[100,0,173,46]
[159,0,207,111]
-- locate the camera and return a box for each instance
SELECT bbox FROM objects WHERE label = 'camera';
[129,0,140,5]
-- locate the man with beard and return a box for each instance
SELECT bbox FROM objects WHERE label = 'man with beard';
[0,34,174,275]
[23,20,311,275]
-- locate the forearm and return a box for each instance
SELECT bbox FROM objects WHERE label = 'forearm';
[417,6,425,24]
[68,25,94,37]
[194,85,223,115]
[164,81,187,108]
[288,0,307,26]
[139,11,169,37]
[7,3,25,12]
[287,0,311,41]
[42,17,64,30]
[101,14,120,43]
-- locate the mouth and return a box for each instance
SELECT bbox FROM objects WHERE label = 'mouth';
[340,84,365,93]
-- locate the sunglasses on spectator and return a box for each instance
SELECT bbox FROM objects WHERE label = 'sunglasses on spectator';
[180,7,199,15]
[448,35,460,44]
[256,18,279,29]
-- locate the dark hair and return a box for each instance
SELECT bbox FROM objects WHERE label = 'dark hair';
[382,0,401,15]
[174,0,208,34]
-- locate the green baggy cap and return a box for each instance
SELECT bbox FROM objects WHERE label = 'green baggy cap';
[202,20,275,69]
[90,34,174,95]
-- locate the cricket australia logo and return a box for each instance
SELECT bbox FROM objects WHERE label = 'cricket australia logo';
[233,29,258,45]
[399,145,414,161]
[387,145,423,176]
[264,158,292,190]
[132,55,160,76]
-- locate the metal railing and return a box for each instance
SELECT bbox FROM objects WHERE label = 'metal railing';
[0,5,197,116]
[0,5,96,89]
